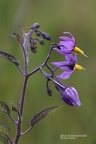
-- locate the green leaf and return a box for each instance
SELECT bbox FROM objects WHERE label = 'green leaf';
[12,106,19,114]
[0,124,10,137]
[11,102,20,114]
[30,105,61,128]
[0,124,12,144]
[0,51,20,67]
[0,101,10,115]
[0,133,9,144]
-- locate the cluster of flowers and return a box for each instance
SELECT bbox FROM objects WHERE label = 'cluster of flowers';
[51,32,87,107]
[11,23,86,108]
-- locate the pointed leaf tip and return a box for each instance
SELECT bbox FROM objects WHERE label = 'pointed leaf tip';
[30,105,61,128]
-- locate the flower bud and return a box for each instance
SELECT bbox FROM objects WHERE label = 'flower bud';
[30,39,37,53]
[39,39,45,45]
[47,87,52,96]
[61,86,81,107]
[41,32,51,40]
[35,30,41,36]
[30,23,40,29]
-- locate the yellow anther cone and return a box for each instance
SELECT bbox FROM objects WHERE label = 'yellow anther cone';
[75,64,85,70]
[74,47,88,57]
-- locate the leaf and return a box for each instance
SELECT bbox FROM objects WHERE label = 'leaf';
[11,101,20,114]
[0,101,10,115]
[0,134,8,144]
[12,106,19,114]
[0,124,11,144]
[30,105,61,128]
[0,133,12,144]
[0,124,10,137]
[11,32,23,47]
[0,51,20,67]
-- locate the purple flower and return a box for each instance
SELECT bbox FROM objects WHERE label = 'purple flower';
[53,80,81,107]
[54,32,87,57]
[51,53,84,79]
[61,86,81,107]
[50,77,81,107]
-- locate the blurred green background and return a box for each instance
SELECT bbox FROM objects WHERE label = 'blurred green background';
[0,0,96,144]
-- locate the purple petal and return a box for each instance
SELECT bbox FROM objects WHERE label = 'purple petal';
[73,53,78,63]
[51,61,66,67]
[61,86,81,107]
[59,36,73,41]
[60,41,74,51]
[53,48,65,55]
[53,48,71,55]
[51,61,71,71]
[57,71,73,79]
[63,32,75,43]
[65,87,81,107]
[62,95,75,106]
[65,54,74,62]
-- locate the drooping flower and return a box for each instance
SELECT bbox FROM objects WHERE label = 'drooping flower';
[52,79,81,107]
[54,32,87,57]
[61,86,81,107]
[51,53,85,79]
[48,73,81,107]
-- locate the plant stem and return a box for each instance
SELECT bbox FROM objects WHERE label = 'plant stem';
[43,45,53,65]
[9,115,17,125]
[28,66,40,77]
[20,77,28,117]
[13,43,54,144]
[21,126,32,136]
[14,43,29,143]
[13,76,28,144]
[28,45,53,77]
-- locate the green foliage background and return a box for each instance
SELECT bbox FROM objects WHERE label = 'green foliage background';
[0,0,96,143]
